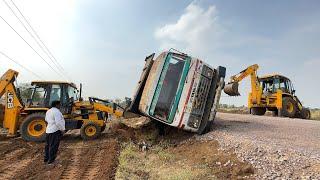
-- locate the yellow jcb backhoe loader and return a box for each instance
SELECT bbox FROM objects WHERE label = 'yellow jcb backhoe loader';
[0,69,123,142]
[224,64,311,119]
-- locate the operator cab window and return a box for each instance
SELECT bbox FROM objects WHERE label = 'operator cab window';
[31,86,48,107]
[68,86,78,101]
[261,79,274,93]
[49,84,61,106]
[279,78,289,93]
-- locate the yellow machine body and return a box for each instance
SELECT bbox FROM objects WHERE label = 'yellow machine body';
[0,69,124,141]
[224,64,310,119]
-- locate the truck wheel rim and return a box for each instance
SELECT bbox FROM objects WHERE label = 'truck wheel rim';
[85,126,96,136]
[28,120,46,137]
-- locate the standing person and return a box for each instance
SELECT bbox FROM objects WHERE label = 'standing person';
[44,100,65,165]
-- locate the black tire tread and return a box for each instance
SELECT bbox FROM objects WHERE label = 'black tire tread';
[251,107,266,116]
[281,97,297,118]
[300,108,311,119]
[20,112,46,142]
[80,122,101,140]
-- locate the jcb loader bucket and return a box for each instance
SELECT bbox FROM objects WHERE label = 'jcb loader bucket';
[224,82,240,96]
[123,53,155,119]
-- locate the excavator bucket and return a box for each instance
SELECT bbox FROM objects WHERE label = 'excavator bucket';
[224,82,240,96]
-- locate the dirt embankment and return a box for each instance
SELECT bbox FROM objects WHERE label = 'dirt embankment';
[115,121,255,179]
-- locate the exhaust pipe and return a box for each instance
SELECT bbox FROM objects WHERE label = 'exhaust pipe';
[224,82,240,96]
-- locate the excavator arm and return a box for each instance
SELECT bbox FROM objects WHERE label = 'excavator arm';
[224,64,261,102]
[0,69,24,135]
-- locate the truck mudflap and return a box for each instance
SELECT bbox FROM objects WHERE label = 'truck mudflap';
[197,66,226,134]
[123,53,155,119]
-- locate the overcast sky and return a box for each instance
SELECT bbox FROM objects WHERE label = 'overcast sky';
[0,0,319,108]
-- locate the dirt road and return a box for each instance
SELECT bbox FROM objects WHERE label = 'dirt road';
[200,113,320,179]
[0,133,119,180]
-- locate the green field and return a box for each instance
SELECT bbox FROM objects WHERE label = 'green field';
[311,109,320,120]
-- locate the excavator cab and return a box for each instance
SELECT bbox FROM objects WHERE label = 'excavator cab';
[26,81,78,114]
[260,75,294,94]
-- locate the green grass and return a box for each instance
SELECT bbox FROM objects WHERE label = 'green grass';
[115,141,204,180]
[311,109,320,120]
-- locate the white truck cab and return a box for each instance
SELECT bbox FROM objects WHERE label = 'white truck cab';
[126,50,226,134]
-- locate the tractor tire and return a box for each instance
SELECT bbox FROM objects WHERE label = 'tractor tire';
[80,122,101,140]
[300,108,311,119]
[281,97,297,118]
[20,113,47,142]
[251,107,266,116]
[272,110,278,117]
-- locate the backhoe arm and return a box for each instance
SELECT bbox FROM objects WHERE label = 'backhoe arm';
[229,64,259,83]
[0,69,19,96]
[0,69,23,135]
[224,64,260,98]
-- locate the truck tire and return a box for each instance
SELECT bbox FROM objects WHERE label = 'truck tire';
[272,110,278,117]
[281,97,297,118]
[80,122,101,140]
[204,120,214,133]
[251,107,266,116]
[20,113,47,142]
[300,108,311,119]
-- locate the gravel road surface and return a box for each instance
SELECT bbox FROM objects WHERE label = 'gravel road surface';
[199,113,320,179]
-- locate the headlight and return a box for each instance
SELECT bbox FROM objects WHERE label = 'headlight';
[187,115,200,128]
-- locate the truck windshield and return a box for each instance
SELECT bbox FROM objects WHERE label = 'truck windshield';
[153,56,185,120]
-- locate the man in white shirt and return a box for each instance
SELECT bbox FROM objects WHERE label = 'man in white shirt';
[44,100,65,165]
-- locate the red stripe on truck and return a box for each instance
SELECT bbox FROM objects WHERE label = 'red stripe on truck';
[178,59,199,128]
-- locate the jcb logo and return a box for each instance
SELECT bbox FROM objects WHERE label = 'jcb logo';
[7,92,14,109]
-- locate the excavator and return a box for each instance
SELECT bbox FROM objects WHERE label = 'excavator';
[224,64,311,119]
[0,69,123,142]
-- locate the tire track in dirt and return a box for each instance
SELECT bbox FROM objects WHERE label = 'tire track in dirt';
[0,134,120,179]
[0,155,38,179]
[59,148,82,179]
[80,149,103,180]
[0,148,25,162]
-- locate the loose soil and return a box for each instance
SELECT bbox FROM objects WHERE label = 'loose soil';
[0,133,119,180]
[0,118,255,179]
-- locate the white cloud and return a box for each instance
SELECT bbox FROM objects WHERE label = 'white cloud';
[154,2,221,56]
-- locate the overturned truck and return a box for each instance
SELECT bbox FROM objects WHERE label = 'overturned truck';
[125,50,226,134]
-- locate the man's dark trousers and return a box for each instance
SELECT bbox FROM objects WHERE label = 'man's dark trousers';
[44,130,62,164]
